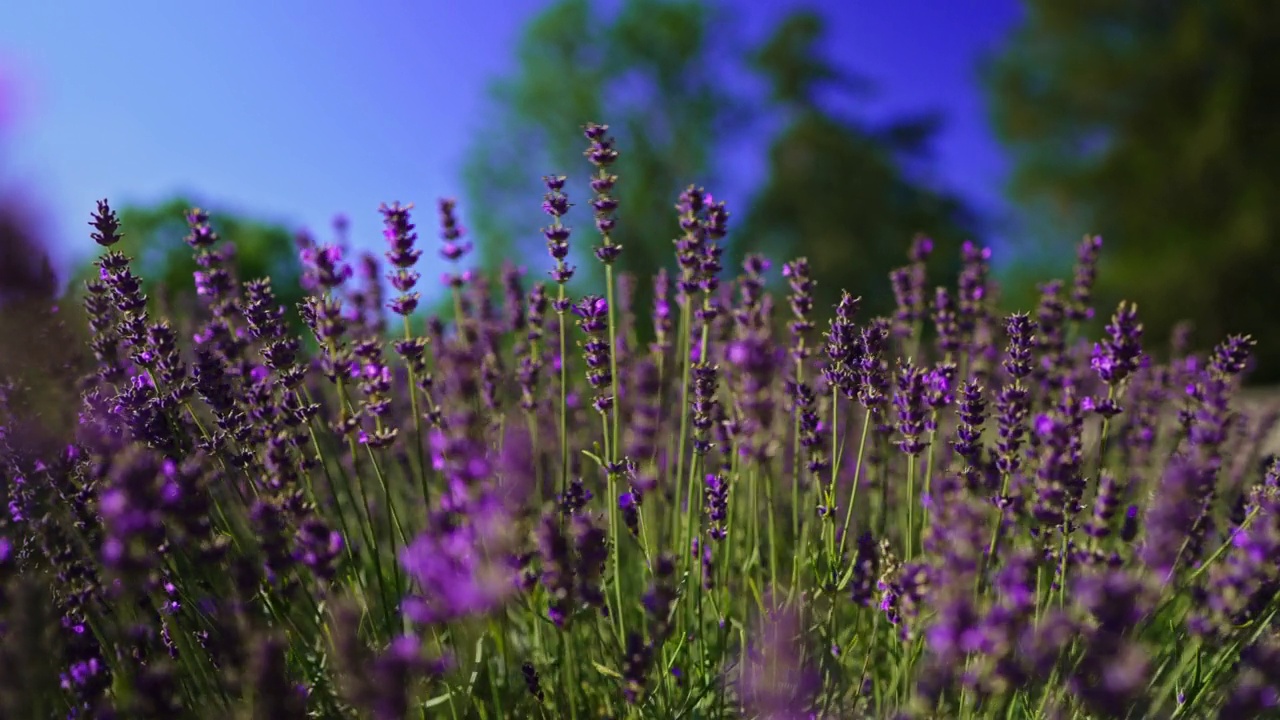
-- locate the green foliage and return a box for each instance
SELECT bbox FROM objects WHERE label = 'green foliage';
[984,0,1280,378]
[66,196,305,329]
[730,10,981,321]
[467,1,982,334]
[462,0,748,329]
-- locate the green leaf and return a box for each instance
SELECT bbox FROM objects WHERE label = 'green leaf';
[591,661,623,679]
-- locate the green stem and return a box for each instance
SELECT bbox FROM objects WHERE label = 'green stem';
[671,300,694,545]
[837,410,873,563]
[904,453,917,562]
[602,414,626,642]
[557,286,570,505]
[402,314,431,514]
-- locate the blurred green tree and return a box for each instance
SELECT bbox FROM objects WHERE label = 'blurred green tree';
[730,10,982,321]
[465,1,981,335]
[984,1,1280,379]
[461,0,749,328]
[66,196,306,330]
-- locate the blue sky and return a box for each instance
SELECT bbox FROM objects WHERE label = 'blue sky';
[0,0,1023,291]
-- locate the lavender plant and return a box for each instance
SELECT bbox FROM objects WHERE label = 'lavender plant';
[2,126,1279,720]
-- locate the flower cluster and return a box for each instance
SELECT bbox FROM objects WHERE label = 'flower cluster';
[1,129,1278,720]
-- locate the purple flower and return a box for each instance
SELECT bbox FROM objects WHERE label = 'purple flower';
[849,532,880,607]
[823,291,861,398]
[1091,301,1143,386]
[436,198,471,288]
[292,519,344,583]
[932,286,961,355]
[399,500,517,626]
[1141,454,1211,578]
[1002,313,1036,381]
[541,175,576,282]
[704,472,729,540]
[890,236,931,338]
[957,241,991,339]
[584,122,623,260]
[893,360,927,455]
[783,258,816,358]
[690,363,721,456]
[1068,234,1103,322]
[301,243,353,291]
[380,201,422,316]
[740,603,821,719]
[573,295,613,413]
[89,199,123,247]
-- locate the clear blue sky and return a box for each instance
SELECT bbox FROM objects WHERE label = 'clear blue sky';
[0,0,1023,293]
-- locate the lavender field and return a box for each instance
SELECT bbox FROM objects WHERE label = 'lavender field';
[2,123,1279,719]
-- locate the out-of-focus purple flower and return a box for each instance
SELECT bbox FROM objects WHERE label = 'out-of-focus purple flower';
[728,333,780,462]
[624,359,661,487]
[437,199,472,289]
[1141,454,1211,578]
[1067,235,1103,322]
[1085,470,1125,540]
[957,241,992,339]
[399,499,517,626]
[849,532,879,607]
[1031,387,1085,529]
[889,236,932,339]
[570,512,609,616]
[536,513,575,627]
[734,254,772,335]
[783,258,816,360]
[932,286,961,356]
[292,518,343,583]
[1068,569,1153,716]
[1034,280,1068,388]
[740,602,821,719]
[301,243,353,291]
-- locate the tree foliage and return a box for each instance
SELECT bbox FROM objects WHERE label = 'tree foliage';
[466,1,981,335]
[984,0,1280,379]
[66,196,305,329]
[731,10,982,321]
[462,0,746,327]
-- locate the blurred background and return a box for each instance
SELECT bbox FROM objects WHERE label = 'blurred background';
[1,0,1278,378]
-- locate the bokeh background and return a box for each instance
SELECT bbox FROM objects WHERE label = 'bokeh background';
[2,0,1278,378]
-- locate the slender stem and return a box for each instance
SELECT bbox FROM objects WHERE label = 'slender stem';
[557,287,570,505]
[601,414,626,642]
[837,409,873,562]
[790,345,805,588]
[452,286,468,349]
[671,301,694,545]
[605,265,622,474]
[976,469,1013,597]
[904,453,916,561]
[402,314,431,514]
